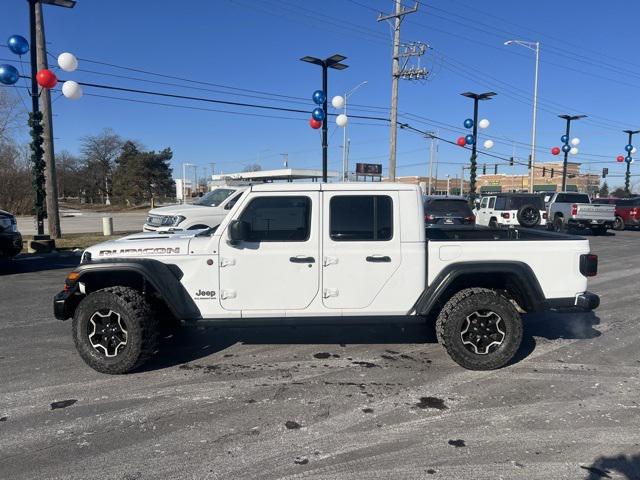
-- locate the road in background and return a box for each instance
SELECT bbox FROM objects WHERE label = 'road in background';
[16,210,147,235]
[0,231,638,479]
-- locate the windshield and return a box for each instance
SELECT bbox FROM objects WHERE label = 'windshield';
[424,199,472,216]
[507,195,544,210]
[193,188,236,206]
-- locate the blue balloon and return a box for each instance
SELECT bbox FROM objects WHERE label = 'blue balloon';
[312,90,326,105]
[465,134,475,145]
[312,107,325,121]
[625,144,633,152]
[562,144,571,153]
[7,35,29,55]
[560,135,569,143]
[463,118,474,129]
[0,64,19,85]
[626,156,633,163]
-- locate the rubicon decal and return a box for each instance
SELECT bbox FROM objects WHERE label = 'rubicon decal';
[98,247,181,256]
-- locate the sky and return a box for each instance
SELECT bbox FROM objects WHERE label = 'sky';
[1,0,640,189]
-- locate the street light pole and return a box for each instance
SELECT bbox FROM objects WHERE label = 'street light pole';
[558,114,586,191]
[505,40,540,193]
[623,129,640,194]
[461,91,496,195]
[301,54,349,182]
[342,80,368,181]
[182,163,194,204]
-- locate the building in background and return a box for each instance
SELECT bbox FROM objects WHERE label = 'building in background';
[477,161,600,195]
[393,176,470,195]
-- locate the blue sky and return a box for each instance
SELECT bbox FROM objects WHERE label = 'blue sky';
[2,0,639,188]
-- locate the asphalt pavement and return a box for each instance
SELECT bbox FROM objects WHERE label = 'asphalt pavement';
[16,210,148,235]
[0,230,639,480]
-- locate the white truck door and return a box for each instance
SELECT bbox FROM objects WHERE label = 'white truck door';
[476,196,489,225]
[321,192,401,309]
[218,192,320,311]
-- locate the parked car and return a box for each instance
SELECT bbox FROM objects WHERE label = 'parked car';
[546,192,615,235]
[143,186,247,232]
[55,183,599,374]
[592,197,640,230]
[475,193,547,228]
[0,209,23,258]
[423,196,475,226]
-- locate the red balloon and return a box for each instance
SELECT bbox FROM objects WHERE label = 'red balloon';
[551,147,561,155]
[617,155,625,162]
[456,136,466,147]
[309,118,322,129]
[36,69,57,89]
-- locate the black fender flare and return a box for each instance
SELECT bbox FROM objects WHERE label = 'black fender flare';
[55,258,201,321]
[410,261,546,317]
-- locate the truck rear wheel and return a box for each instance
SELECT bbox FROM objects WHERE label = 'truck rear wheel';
[72,287,159,374]
[436,288,522,370]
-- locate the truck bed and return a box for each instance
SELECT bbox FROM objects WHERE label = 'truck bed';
[425,226,581,241]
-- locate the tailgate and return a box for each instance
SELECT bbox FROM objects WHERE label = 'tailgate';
[575,204,615,221]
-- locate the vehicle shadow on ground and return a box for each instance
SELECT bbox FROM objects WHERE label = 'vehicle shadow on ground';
[141,321,438,372]
[0,253,80,276]
[581,452,640,479]
[511,310,601,365]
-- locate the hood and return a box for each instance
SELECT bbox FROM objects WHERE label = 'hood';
[0,209,14,218]
[84,230,197,261]
[148,204,218,216]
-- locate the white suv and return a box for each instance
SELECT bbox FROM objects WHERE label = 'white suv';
[143,187,246,232]
[475,193,547,228]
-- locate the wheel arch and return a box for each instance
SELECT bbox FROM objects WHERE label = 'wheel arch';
[411,261,546,318]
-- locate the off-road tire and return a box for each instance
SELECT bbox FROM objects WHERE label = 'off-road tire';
[613,216,625,231]
[591,225,607,236]
[436,288,523,370]
[516,204,540,228]
[72,286,159,374]
[488,218,498,229]
[553,216,566,233]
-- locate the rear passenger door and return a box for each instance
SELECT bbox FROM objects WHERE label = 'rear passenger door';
[321,192,401,309]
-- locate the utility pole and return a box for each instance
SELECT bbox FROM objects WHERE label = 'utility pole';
[623,129,640,194]
[378,1,419,182]
[558,114,586,191]
[425,131,436,194]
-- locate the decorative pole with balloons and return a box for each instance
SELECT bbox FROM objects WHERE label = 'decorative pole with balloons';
[459,91,497,195]
[301,54,349,182]
[621,129,640,194]
[554,114,586,191]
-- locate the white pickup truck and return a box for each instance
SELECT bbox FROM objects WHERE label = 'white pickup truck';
[54,183,600,374]
[546,192,615,235]
[143,186,246,232]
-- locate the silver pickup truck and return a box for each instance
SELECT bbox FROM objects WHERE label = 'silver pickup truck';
[546,192,615,235]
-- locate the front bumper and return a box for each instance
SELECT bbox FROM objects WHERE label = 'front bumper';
[543,291,600,313]
[53,287,79,320]
[143,224,159,232]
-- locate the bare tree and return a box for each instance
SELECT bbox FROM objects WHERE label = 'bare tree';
[80,128,123,204]
[242,163,262,172]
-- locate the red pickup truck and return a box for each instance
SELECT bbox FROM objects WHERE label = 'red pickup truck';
[593,197,640,230]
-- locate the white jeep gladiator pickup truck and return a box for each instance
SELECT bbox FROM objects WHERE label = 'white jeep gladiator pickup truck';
[54,183,600,374]
[546,192,615,235]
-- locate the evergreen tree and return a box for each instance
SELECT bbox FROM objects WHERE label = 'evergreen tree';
[112,141,175,205]
[598,182,609,197]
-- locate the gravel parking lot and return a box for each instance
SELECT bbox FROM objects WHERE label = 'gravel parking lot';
[1,230,639,480]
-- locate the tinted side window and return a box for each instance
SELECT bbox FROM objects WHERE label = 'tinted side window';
[330,195,392,241]
[480,197,488,208]
[494,197,507,210]
[224,192,243,210]
[488,197,495,209]
[239,196,311,242]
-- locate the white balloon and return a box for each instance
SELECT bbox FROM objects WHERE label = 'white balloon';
[62,80,82,100]
[570,147,579,155]
[478,118,490,129]
[57,52,78,72]
[336,114,348,127]
[632,147,637,154]
[483,139,494,149]
[570,137,580,146]
[331,95,345,109]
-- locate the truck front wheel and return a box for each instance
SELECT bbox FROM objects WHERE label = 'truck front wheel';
[436,288,523,370]
[72,287,159,374]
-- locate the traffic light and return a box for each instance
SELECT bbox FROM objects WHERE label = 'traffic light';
[482,164,486,175]
[602,167,608,178]
[542,167,546,177]
[551,168,554,178]
[509,156,514,166]
[494,164,498,175]
[528,155,532,169]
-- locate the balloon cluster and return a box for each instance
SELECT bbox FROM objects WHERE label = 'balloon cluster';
[456,118,492,149]
[0,34,82,101]
[618,143,636,164]
[331,95,348,127]
[551,136,580,156]
[308,90,349,129]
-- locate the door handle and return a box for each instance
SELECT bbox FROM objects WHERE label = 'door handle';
[290,256,315,263]
[366,255,391,263]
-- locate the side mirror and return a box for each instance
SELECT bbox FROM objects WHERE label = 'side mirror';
[227,219,251,245]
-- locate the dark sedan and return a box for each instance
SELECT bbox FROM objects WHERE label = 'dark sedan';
[423,196,475,226]
[0,210,23,258]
